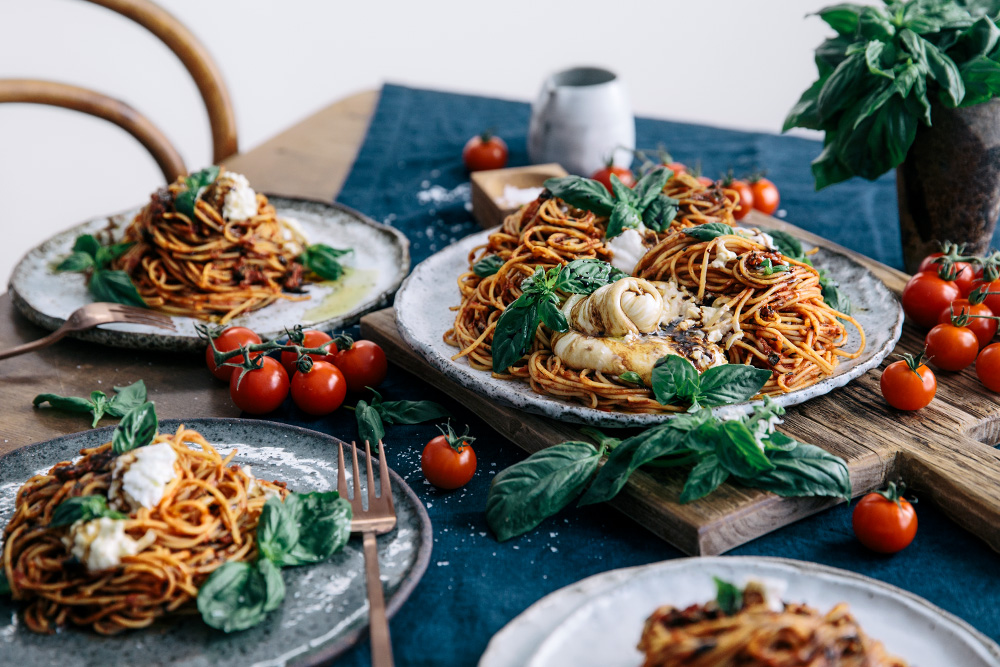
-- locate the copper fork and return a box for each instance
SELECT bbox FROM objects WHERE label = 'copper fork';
[0,302,175,360]
[338,440,397,667]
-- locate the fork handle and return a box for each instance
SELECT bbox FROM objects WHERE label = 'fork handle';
[0,325,71,360]
[363,530,394,667]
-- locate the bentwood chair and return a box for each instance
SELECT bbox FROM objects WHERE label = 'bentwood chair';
[0,0,239,181]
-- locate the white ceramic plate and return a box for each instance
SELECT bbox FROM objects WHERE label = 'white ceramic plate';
[8,197,409,352]
[395,226,904,427]
[481,557,1000,667]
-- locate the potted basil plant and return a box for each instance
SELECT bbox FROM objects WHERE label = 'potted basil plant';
[785,0,1000,272]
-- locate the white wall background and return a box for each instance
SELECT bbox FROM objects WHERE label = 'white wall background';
[0,0,856,284]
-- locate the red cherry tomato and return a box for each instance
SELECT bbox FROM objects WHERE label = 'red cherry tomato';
[852,482,917,554]
[591,164,635,194]
[663,161,687,174]
[205,327,261,382]
[879,353,936,410]
[421,423,477,489]
[463,132,508,172]
[725,179,755,220]
[972,278,1000,316]
[917,253,976,296]
[976,343,1000,392]
[332,339,388,393]
[290,360,347,416]
[925,322,980,371]
[938,299,996,348]
[280,329,334,378]
[229,356,290,414]
[901,271,961,328]
[750,177,780,215]
[696,176,714,187]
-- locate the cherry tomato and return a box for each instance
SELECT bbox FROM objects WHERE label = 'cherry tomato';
[925,321,979,371]
[725,179,754,220]
[229,356,289,414]
[333,338,388,393]
[696,176,714,187]
[290,360,347,416]
[280,329,334,378]
[880,353,936,411]
[852,482,917,554]
[591,164,635,194]
[462,131,508,172]
[663,161,687,174]
[916,253,976,296]
[971,278,1000,316]
[205,327,261,381]
[750,177,780,215]
[901,271,961,328]
[976,343,1000,392]
[938,299,996,348]
[421,423,477,489]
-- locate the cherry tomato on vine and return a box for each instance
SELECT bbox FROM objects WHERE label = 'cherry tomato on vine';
[725,179,754,220]
[462,131,508,172]
[925,321,980,371]
[205,327,261,381]
[852,482,917,554]
[972,278,1000,316]
[749,177,780,215]
[229,356,289,414]
[421,423,477,489]
[938,299,996,348]
[880,353,936,411]
[280,329,334,378]
[290,359,347,416]
[901,271,961,328]
[977,343,1000,392]
[591,163,635,194]
[332,338,388,392]
[696,175,714,187]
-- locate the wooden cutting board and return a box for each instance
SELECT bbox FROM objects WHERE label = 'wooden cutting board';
[361,209,1000,556]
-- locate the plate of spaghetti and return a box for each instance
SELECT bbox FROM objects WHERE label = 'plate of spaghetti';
[395,169,903,426]
[0,418,431,667]
[8,168,409,352]
[480,557,1000,667]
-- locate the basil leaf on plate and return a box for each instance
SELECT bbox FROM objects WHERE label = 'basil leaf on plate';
[543,176,615,216]
[554,258,627,295]
[175,166,221,219]
[257,496,299,564]
[197,559,285,633]
[538,298,568,332]
[632,166,674,210]
[491,294,541,373]
[650,355,699,406]
[742,442,852,500]
[618,371,643,385]
[767,230,806,261]
[51,495,126,527]
[89,269,147,308]
[300,243,352,282]
[683,222,732,242]
[714,577,743,615]
[56,251,96,273]
[819,270,852,315]
[486,441,602,542]
[642,194,680,232]
[472,254,504,278]
[105,380,148,418]
[606,200,642,239]
[680,454,730,504]
[94,242,133,268]
[280,492,353,566]
[112,401,158,454]
[695,365,773,407]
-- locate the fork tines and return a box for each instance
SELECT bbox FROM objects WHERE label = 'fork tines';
[108,304,176,330]
[336,440,394,514]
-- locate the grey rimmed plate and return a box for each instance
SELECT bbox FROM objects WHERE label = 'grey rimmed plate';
[8,197,409,352]
[395,227,904,427]
[481,557,1000,667]
[0,419,432,667]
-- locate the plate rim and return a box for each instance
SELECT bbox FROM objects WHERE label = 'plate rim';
[0,417,433,667]
[395,226,905,427]
[7,195,410,352]
[481,555,1000,666]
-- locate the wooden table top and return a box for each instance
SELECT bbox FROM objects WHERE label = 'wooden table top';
[0,90,380,457]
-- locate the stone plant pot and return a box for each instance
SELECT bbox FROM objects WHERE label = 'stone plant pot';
[896,98,1000,273]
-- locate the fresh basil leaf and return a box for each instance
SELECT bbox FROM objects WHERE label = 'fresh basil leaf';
[472,254,504,278]
[300,243,352,282]
[716,421,776,478]
[618,371,643,385]
[106,380,148,418]
[864,40,895,79]
[606,201,642,239]
[73,234,102,258]
[94,242,133,268]
[633,166,673,210]
[683,222,732,242]
[56,251,96,273]
[355,399,386,447]
[815,4,862,36]
[51,495,126,527]
[642,194,679,232]
[766,230,805,261]
[924,34,967,106]
[743,443,852,500]
[864,95,918,172]
[951,16,1000,62]
[280,492,352,566]
[555,258,627,294]
[815,35,853,76]
[858,6,895,42]
[175,190,197,219]
[32,393,95,415]
[112,401,157,454]
[764,432,799,452]
[89,269,147,308]
[89,391,109,428]
[783,77,826,132]
[257,495,299,564]
[486,442,601,541]
[651,355,699,406]
[679,454,730,504]
[695,365,772,407]
[609,173,637,207]
[757,259,790,276]
[714,577,743,615]
[197,559,284,633]
[543,176,615,216]
[811,141,855,190]
[904,71,934,125]
[820,274,853,315]
[0,571,9,596]
[816,52,868,120]
[537,298,567,333]
[959,55,1000,107]
[188,165,221,190]
[491,294,541,372]
[376,399,451,425]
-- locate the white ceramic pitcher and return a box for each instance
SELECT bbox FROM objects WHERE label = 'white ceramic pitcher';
[527,67,635,176]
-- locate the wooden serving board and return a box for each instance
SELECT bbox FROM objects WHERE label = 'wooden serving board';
[361,209,1000,556]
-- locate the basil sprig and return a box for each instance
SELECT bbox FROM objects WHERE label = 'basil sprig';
[714,577,743,615]
[112,401,158,454]
[490,259,626,372]
[485,399,851,541]
[174,166,220,219]
[197,490,352,632]
[651,356,772,410]
[33,380,147,428]
[299,243,352,282]
[786,2,1000,189]
[766,229,852,315]
[355,388,451,447]
[51,495,127,527]
[473,254,505,278]
[683,222,734,241]
[544,167,679,237]
[55,234,145,308]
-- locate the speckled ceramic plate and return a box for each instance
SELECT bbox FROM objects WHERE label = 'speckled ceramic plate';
[481,557,1000,667]
[8,197,409,352]
[0,419,432,667]
[395,226,904,427]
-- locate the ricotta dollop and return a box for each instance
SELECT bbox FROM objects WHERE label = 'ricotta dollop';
[606,228,649,274]
[66,517,156,571]
[222,172,259,221]
[110,442,179,512]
